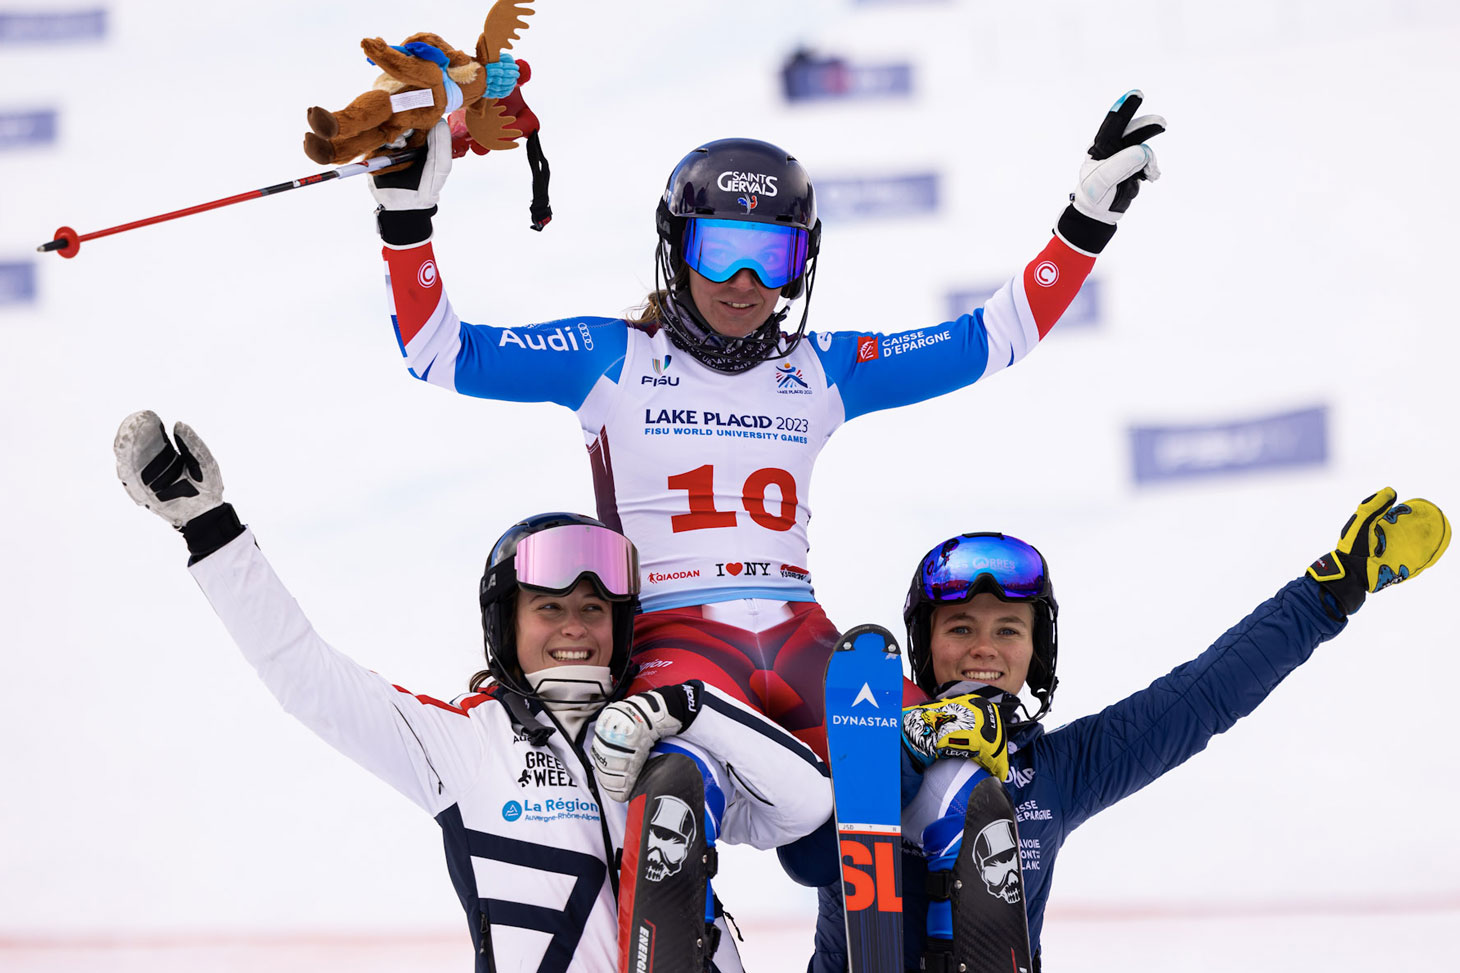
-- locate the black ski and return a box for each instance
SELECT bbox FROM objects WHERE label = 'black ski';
[618,752,715,973]
[924,774,1032,973]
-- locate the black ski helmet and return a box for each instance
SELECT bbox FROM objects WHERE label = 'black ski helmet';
[654,137,822,373]
[903,532,1060,723]
[477,512,640,698]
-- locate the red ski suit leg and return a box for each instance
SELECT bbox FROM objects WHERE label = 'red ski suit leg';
[626,602,927,762]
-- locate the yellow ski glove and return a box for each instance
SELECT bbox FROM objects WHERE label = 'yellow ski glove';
[901,692,1011,781]
[1308,487,1450,618]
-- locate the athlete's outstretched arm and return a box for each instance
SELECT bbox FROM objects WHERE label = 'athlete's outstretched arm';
[817,91,1166,421]
[115,411,486,815]
[1047,488,1448,831]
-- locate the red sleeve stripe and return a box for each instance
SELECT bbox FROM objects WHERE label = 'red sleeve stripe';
[391,683,468,716]
[382,242,444,347]
[459,690,497,713]
[1022,236,1097,339]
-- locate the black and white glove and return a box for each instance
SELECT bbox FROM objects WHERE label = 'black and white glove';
[1057,89,1166,254]
[114,411,243,561]
[370,119,452,246]
[591,683,703,802]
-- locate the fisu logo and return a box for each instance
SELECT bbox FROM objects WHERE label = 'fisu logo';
[642,353,680,386]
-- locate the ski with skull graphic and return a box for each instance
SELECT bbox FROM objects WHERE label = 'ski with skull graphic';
[921,772,1033,973]
[824,624,905,973]
[618,752,716,973]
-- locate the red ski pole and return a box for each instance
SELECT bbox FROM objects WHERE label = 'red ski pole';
[37,148,423,259]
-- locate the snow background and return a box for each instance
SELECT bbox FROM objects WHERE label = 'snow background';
[2,0,1457,969]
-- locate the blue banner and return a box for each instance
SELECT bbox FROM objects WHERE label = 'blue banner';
[946,278,1102,329]
[782,50,912,102]
[0,109,57,149]
[0,261,37,306]
[0,9,107,43]
[818,174,938,220]
[1131,406,1329,484]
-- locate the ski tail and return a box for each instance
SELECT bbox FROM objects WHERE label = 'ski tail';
[824,624,905,973]
[618,752,716,973]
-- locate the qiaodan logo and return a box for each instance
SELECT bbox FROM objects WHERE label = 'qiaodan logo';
[718,170,779,196]
[502,801,523,822]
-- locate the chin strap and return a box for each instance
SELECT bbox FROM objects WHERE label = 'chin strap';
[655,243,813,374]
[501,691,555,746]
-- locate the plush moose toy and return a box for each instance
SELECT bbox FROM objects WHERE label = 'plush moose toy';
[302,1,534,169]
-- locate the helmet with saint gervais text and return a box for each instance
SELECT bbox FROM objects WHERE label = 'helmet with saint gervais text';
[903,532,1059,723]
[660,138,817,230]
[653,138,822,372]
[478,512,639,698]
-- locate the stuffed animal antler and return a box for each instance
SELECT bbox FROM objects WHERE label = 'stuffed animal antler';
[302,1,534,167]
[463,0,533,152]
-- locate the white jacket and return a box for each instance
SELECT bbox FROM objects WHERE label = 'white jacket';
[190,530,831,972]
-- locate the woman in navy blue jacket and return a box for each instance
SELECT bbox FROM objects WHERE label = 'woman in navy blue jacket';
[815,488,1448,972]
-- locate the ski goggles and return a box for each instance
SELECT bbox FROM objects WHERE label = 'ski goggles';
[914,533,1049,605]
[681,218,810,289]
[514,524,640,599]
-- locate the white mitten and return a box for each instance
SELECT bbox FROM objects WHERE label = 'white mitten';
[114,410,224,527]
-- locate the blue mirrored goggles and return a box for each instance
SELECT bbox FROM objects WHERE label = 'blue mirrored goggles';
[681,218,810,290]
[916,533,1049,604]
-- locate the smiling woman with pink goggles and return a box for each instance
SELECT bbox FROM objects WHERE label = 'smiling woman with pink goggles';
[115,412,831,973]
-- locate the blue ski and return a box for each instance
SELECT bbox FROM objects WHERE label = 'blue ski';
[824,623,905,973]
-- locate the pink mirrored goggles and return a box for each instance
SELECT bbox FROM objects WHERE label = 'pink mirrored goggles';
[514,524,640,599]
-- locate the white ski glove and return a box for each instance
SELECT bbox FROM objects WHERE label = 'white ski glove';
[114,410,224,527]
[370,118,453,212]
[1071,89,1165,225]
[591,683,702,803]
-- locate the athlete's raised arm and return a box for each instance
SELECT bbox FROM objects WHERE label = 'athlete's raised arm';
[114,411,487,814]
[371,121,628,410]
[815,90,1166,421]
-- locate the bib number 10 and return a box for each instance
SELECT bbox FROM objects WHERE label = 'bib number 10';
[667,464,799,533]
